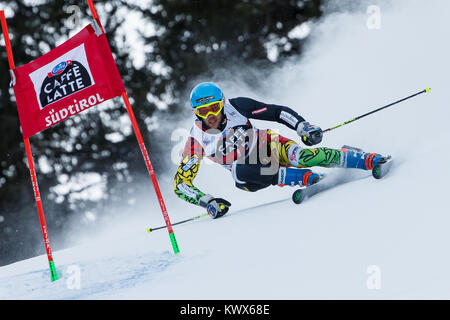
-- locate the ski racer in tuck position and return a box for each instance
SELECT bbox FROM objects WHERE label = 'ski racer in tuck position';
[174,82,389,219]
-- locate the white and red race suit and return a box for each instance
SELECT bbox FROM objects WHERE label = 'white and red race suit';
[173,97,306,205]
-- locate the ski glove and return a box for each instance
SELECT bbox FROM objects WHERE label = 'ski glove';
[297,121,323,146]
[199,194,231,219]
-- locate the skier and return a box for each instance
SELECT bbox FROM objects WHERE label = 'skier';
[174,82,389,219]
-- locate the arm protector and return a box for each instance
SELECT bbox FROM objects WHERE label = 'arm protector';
[173,136,208,206]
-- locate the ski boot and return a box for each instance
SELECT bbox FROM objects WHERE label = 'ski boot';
[341,145,392,179]
[278,167,321,187]
[340,145,383,170]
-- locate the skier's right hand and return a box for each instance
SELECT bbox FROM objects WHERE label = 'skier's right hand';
[199,194,231,219]
[297,121,323,146]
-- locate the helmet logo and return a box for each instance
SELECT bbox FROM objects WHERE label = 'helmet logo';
[196,95,215,104]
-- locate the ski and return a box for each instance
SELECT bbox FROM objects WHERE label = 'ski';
[292,179,328,204]
[292,145,394,204]
[292,155,394,204]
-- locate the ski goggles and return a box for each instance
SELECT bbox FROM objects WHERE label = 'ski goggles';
[194,99,224,119]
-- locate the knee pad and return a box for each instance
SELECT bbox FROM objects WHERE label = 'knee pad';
[286,144,302,167]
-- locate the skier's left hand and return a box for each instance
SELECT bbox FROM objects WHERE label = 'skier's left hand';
[297,121,323,146]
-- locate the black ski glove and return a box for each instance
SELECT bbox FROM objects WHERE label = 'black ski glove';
[199,194,231,219]
[297,121,323,146]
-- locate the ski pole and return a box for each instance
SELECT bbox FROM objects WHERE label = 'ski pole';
[323,87,431,133]
[147,198,291,233]
[147,213,209,233]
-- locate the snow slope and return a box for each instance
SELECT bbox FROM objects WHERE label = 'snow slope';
[1,0,450,299]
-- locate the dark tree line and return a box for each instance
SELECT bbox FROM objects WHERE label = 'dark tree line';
[0,0,322,265]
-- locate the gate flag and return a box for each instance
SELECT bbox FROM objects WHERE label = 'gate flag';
[12,21,125,138]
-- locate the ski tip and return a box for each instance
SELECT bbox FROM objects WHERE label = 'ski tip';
[372,156,393,179]
[146,227,152,233]
[292,189,304,204]
[425,87,431,93]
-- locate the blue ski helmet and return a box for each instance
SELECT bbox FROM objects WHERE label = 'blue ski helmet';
[190,82,224,109]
